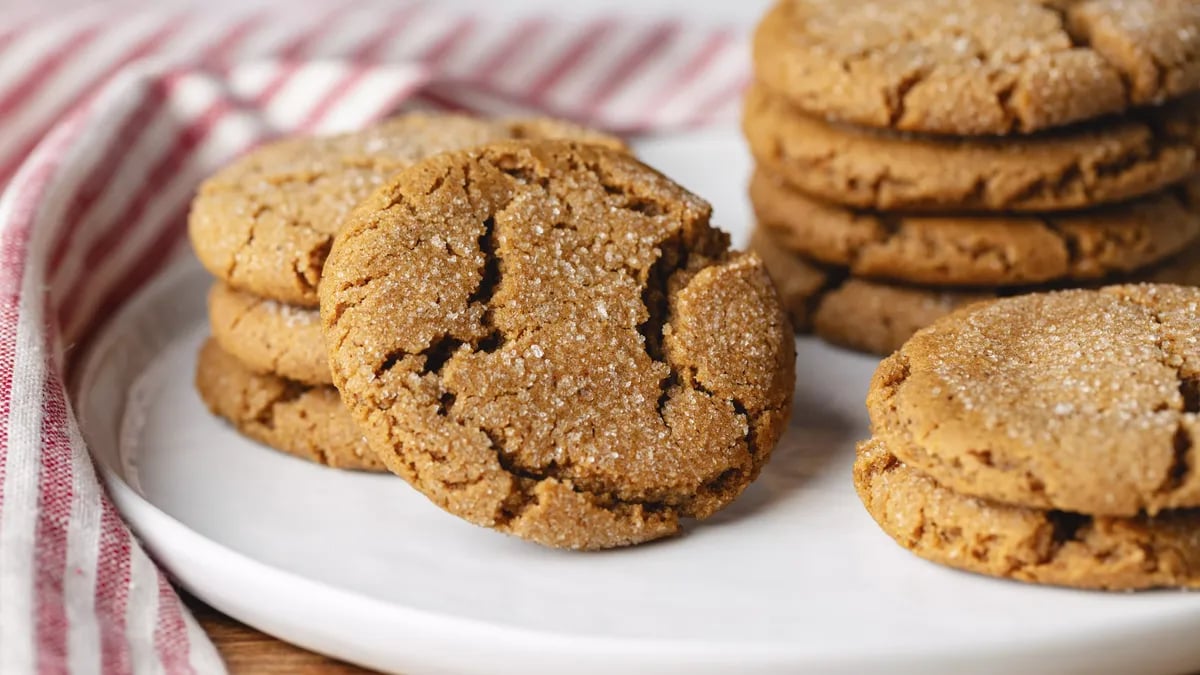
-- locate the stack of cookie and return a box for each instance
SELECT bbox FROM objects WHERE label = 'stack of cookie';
[189,115,628,472]
[189,116,798,550]
[745,0,1200,355]
[857,285,1200,590]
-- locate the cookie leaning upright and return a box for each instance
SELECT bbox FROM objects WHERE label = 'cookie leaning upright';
[320,140,795,550]
[855,284,1200,589]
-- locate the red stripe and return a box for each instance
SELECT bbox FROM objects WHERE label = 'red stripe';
[94,502,133,675]
[46,77,176,275]
[293,3,428,130]
[0,22,103,119]
[686,71,750,127]
[524,18,617,103]
[468,17,548,81]
[244,3,361,108]
[47,10,267,278]
[197,11,270,69]
[418,17,476,67]
[34,371,73,675]
[69,207,189,352]
[631,29,732,129]
[153,571,193,675]
[413,89,473,113]
[0,14,188,187]
[577,21,680,116]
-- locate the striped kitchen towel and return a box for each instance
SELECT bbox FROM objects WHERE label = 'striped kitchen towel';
[0,1,750,673]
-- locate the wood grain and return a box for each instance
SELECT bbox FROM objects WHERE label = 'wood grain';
[188,597,378,674]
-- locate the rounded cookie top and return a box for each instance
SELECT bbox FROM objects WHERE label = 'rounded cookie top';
[195,338,382,471]
[752,169,1200,287]
[207,283,330,385]
[855,438,1200,590]
[189,115,625,307]
[867,283,1200,517]
[743,84,1200,213]
[754,0,1200,136]
[321,140,795,550]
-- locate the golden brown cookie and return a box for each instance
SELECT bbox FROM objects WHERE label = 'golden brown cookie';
[321,140,795,550]
[752,169,1200,287]
[746,226,829,331]
[207,283,330,385]
[743,84,1200,212]
[189,115,625,307]
[195,338,382,471]
[754,0,1200,136]
[813,281,992,357]
[867,284,1200,516]
[854,438,1200,590]
[752,225,1200,355]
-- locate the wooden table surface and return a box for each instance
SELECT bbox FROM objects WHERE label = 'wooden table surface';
[188,597,377,674]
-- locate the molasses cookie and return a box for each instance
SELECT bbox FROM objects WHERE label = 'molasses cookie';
[752,170,1200,287]
[744,84,1200,212]
[855,438,1200,590]
[754,0,1200,136]
[752,225,1200,355]
[189,115,625,306]
[208,283,330,385]
[321,140,795,550]
[866,284,1200,516]
[195,338,381,471]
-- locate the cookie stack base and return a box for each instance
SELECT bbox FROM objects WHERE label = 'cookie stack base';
[855,439,1200,590]
[195,338,383,472]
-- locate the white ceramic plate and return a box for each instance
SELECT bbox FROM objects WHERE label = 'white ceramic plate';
[76,130,1200,675]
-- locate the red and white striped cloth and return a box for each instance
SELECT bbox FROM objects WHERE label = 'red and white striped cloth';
[0,1,750,672]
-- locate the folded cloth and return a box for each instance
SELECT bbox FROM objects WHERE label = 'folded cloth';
[0,2,748,672]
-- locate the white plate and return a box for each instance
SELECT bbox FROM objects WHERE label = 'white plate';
[75,130,1200,675]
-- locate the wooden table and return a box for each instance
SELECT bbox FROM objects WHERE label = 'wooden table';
[188,598,376,674]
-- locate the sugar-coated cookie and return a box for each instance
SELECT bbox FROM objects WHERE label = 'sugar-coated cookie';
[754,0,1200,135]
[195,338,382,471]
[321,140,795,549]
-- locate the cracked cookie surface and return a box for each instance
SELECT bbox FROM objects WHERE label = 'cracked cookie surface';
[754,0,1200,136]
[855,438,1200,590]
[208,283,330,385]
[752,169,1200,287]
[320,140,795,550]
[866,284,1200,516]
[751,226,1200,355]
[188,115,625,306]
[194,338,382,472]
[744,84,1200,213]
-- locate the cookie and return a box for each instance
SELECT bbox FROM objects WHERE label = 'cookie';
[746,226,829,331]
[854,438,1200,590]
[752,224,1200,355]
[867,284,1200,516]
[752,169,1200,287]
[195,338,382,471]
[189,115,626,307]
[754,0,1200,136]
[743,84,1200,212]
[321,140,795,550]
[208,283,330,385]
